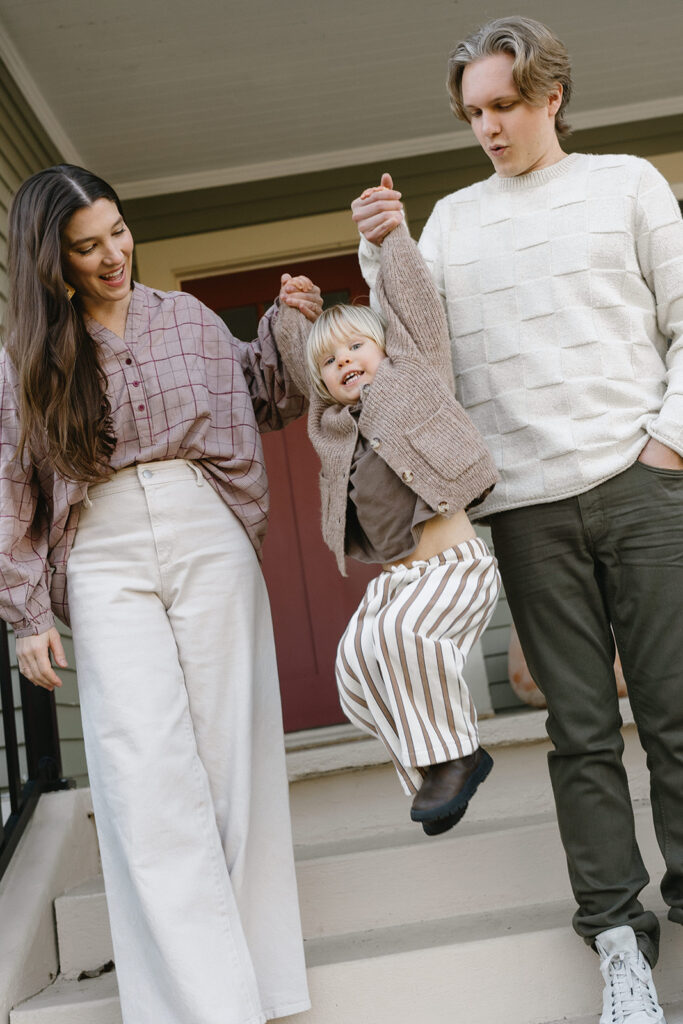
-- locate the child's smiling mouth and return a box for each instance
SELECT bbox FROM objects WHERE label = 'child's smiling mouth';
[342,370,363,385]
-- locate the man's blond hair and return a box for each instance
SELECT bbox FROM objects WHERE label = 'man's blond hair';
[447,16,573,138]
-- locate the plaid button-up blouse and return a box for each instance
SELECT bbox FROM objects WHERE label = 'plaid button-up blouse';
[0,282,306,636]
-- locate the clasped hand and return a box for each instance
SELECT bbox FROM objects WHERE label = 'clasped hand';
[351,172,405,245]
[279,275,323,322]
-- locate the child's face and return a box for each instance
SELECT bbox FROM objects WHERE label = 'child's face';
[319,333,386,406]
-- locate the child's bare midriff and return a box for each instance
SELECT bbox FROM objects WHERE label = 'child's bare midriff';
[385,508,476,570]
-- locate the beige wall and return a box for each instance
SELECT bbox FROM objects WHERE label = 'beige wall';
[135,209,360,292]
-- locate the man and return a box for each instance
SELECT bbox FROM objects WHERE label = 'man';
[352,16,683,1024]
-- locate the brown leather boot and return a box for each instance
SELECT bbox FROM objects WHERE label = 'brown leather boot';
[410,747,493,826]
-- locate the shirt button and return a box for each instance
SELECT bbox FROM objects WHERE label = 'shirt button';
[370,437,381,450]
[437,501,450,515]
[125,358,132,365]
[137,404,145,412]
[401,470,414,484]
[132,381,140,387]
[142,470,153,479]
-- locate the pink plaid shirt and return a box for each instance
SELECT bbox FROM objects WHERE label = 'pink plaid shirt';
[0,283,306,636]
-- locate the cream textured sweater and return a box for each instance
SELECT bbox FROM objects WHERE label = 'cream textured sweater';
[275,225,498,574]
[359,153,683,518]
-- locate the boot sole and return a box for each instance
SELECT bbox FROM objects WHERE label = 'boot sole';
[410,748,494,823]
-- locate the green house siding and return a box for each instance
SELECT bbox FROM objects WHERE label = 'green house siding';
[0,59,88,798]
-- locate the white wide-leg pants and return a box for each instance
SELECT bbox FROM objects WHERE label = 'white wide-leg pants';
[67,461,310,1024]
[336,538,500,794]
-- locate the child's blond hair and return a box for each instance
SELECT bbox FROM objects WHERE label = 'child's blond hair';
[307,304,387,404]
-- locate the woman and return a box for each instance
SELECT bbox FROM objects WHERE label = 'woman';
[0,164,322,1024]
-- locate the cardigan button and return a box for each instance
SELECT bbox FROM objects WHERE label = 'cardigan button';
[370,437,381,450]
[437,501,450,515]
[401,470,414,484]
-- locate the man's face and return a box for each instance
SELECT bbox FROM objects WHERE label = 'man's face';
[461,52,563,177]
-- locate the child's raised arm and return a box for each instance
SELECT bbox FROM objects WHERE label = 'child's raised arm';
[375,224,454,387]
[271,274,319,398]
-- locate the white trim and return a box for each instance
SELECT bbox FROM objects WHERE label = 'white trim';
[0,18,82,165]
[115,94,683,200]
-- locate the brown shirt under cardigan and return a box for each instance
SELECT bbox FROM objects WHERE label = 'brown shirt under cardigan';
[274,224,499,575]
[346,403,435,563]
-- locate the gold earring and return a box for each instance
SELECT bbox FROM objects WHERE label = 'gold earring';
[65,283,75,301]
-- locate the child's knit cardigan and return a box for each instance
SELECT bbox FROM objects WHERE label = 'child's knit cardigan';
[274,224,499,575]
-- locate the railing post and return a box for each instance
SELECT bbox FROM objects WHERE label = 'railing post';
[0,620,73,879]
[19,671,62,782]
[0,621,22,816]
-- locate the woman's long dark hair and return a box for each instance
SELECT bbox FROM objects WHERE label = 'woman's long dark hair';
[5,164,122,482]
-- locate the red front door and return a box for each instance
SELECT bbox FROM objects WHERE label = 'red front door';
[183,254,377,731]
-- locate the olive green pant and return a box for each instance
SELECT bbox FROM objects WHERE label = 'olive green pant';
[490,459,683,967]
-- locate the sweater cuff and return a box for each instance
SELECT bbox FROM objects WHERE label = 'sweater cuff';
[13,609,56,639]
[648,400,683,458]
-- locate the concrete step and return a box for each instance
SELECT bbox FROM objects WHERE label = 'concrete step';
[297,799,668,939]
[26,910,683,1024]
[287,705,651,854]
[54,877,113,979]
[54,799,662,956]
[9,972,120,1024]
[548,1000,683,1024]
[42,702,672,1024]
[285,913,683,1024]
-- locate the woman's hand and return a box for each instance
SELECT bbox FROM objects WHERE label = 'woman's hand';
[638,437,683,470]
[351,172,404,245]
[16,627,67,691]
[279,274,323,323]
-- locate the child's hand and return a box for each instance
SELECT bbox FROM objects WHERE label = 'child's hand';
[351,172,404,245]
[279,274,323,323]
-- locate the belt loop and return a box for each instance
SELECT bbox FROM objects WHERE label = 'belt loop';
[187,461,204,487]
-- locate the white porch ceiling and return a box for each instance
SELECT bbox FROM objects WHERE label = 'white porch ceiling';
[0,0,682,198]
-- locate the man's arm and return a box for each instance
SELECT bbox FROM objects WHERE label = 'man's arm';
[634,160,683,468]
[353,173,405,301]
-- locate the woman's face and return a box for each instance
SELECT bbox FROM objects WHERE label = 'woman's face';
[61,198,134,307]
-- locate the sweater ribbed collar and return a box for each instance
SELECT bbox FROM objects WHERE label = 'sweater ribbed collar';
[489,152,583,192]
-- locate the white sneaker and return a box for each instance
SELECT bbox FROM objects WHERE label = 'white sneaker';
[596,925,666,1023]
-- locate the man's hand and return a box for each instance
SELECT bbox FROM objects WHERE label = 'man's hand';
[279,274,323,323]
[16,627,67,691]
[637,437,683,470]
[351,172,404,245]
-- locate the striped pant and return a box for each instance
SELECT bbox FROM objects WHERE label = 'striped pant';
[336,538,500,794]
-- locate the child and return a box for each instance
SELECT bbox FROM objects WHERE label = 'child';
[275,223,500,835]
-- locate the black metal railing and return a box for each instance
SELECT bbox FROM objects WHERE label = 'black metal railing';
[0,621,73,880]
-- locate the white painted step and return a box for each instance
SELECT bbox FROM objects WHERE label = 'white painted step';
[54,877,112,978]
[288,709,651,853]
[23,913,683,1024]
[285,915,683,1024]
[10,972,120,1024]
[548,1000,683,1024]
[297,802,663,940]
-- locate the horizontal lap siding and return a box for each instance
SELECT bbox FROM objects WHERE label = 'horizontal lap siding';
[0,59,86,798]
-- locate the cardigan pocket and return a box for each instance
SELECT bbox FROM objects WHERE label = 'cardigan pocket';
[405,404,477,481]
